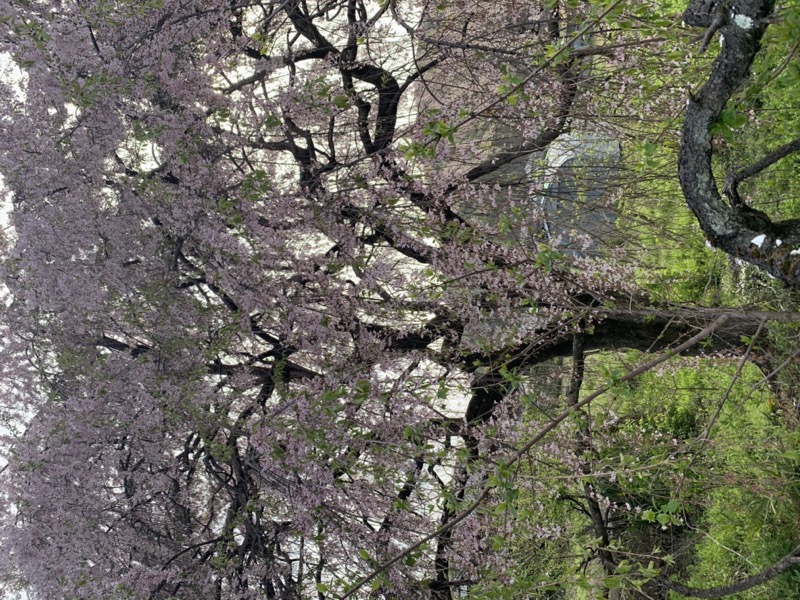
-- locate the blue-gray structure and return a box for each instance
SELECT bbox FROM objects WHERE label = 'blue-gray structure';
[462,130,621,256]
[527,132,621,257]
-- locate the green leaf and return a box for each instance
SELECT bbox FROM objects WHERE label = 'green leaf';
[721,108,746,128]
[264,114,281,128]
[640,561,661,577]
[615,560,632,574]
[354,379,371,402]
[710,122,734,142]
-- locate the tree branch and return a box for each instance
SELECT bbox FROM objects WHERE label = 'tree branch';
[662,543,800,598]
[678,0,800,285]
[723,136,800,206]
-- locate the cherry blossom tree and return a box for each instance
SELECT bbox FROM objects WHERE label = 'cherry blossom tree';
[0,1,798,599]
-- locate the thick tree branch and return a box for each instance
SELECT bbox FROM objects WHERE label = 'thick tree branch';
[283,0,400,154]
[662,543,800,598]
[679,0,800,285]
[462,306,796,422]
[566,332,615,576]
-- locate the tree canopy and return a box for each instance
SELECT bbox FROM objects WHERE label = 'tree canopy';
[0,0,799,599]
